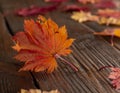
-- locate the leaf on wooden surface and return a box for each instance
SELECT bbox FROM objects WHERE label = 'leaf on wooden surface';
[62,4,89,12]
[77,0,100,4]
[97,9,120,25]
[97,9,120,18]
[15,4,59,17]
[20,89,60,93]
[71,11,99,23]
[108,67,120,90]
[94,28,120,37]
[12,15,78,73]
[44,0,68,3]
[95,1,116,9]
[98,17,120,26]
[94,28,120,45]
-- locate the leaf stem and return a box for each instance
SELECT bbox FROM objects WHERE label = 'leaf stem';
[111,34,114,46]
[55,54,78,71]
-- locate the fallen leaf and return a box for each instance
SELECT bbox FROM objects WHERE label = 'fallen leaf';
[44,0,68,3]
[12,15,78,73]
[94,28,120,45]
[108,67,120,90]
[97,9,120,25]
[20,89,60,93]
[62,4,89,12]
[15,4,59,17]
[97,9,120,18]
[77,0,100,4]
[71,11,99,23]
[98,17,120,26]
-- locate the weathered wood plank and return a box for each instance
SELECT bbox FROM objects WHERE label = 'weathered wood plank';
[0,62,36,93]
[0,0,53,34]
[0,13,36,93]
[0,13,17,63]
[83,21,120,50]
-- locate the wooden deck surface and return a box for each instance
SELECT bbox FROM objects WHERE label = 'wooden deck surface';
[1,0,120,93]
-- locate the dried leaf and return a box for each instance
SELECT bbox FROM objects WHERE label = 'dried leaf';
[62,5,89,12]
[15,4,59,17]
[44,0,68,3]
[71,11,99,23]
[77,0,100,4]
[94,28,120,37]
[98,17,120,26]
[95,1,116,9]
[12,15,78,73]
[108,67,120,90]
[20,89,60,93]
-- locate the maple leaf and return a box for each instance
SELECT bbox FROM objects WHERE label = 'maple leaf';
[20,89,60,93]
[108,67,120,90]
[12,15,78,73]
[15,4,59,17]
[94,28,120,45]
[71,11,99,23]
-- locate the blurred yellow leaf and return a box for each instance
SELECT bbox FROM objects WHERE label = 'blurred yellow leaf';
[20,89,60,93]
[71,11,99,23]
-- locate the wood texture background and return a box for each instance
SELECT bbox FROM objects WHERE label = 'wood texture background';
[0,0,120,93]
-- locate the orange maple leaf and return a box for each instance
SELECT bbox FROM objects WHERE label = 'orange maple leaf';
[12,15,78,73]
[97,9,120,26]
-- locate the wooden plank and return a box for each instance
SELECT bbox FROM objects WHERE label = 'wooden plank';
[0,13,36,92]
[83,21,120,50]
[1,0,120,93]
[32,17,120,93]
[0,62,36,93]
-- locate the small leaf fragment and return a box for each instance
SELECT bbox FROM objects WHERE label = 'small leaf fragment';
[20,89,60,93]
[108,67,120,90]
